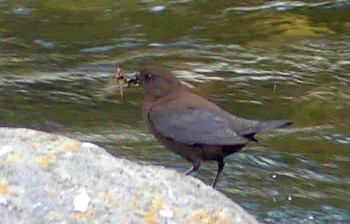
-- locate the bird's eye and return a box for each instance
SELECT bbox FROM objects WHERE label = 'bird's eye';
[145,73,155,80]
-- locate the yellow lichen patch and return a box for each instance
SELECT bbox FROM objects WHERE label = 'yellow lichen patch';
[63,142,78,152]
[170,206,180,216]
[0,180,11,195]
[142,211,159,224]
[70,212,85,220]
[45,188,55,198]
[127,197,138,210]
[186,209,231,224]
[34,154,56,169]
[28,141,39,149]
[56,222,67,224]
[5,151,22,164]
[151,197,164,210]
[119,216,129,223]
[87,207,97,216]
[213,210,229,224]
[187,209,214,224]
[70,207,96,220]
[101,190,116,207]
[136,185,152,193]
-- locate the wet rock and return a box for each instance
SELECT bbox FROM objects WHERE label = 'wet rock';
[80,45,116,53]
[33,39,56,49]
[13,7,34,15]
[0,127,259,224]
[150,5,166,13]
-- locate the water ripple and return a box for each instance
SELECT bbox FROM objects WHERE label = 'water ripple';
[296,168,350,184]
[225,0,350,14]
[323,134,350,145]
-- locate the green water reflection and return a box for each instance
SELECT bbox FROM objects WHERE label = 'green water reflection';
[1,1,349,223]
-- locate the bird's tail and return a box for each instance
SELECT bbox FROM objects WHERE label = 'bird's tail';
[258,120,292,132]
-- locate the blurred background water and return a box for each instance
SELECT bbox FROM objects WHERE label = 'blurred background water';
[0,0,349,223]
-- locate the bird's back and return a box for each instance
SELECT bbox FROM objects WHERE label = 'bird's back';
[165,89,291,140]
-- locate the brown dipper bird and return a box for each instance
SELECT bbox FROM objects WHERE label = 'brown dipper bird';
[129,66,292,188]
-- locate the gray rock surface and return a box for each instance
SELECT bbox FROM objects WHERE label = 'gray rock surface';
[0,127,259,224]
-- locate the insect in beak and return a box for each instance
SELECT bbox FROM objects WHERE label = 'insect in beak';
[114,66,139,98]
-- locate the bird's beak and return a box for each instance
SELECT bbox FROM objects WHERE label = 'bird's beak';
[122,71,140,87]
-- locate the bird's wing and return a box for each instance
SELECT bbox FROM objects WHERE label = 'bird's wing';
[148,106,248,146]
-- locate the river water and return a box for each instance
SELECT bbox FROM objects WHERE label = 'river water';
[1,1,349,223]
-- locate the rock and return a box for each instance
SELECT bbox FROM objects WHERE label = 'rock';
[0,127,259,224]
[33,39,56,49]
[150,5,166,13]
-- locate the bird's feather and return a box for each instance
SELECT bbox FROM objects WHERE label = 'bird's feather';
[149,106,249,146]
[235,119,292,135]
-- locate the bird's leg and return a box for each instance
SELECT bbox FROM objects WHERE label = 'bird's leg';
[211,159,225,188]
[184,160,201,175]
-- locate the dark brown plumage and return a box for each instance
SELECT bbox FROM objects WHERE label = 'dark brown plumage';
[131,66,291,188]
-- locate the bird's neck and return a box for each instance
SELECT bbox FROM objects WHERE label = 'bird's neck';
[142,88,184,112]
[146,86,183,102]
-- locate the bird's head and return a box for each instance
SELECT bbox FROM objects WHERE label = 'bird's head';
[133,66,182,98]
